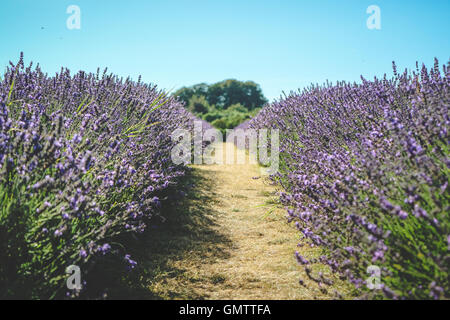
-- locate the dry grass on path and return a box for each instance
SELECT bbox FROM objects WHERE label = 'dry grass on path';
[112,143,345,299]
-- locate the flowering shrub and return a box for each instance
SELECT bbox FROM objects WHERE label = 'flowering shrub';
[249,60,449,299]
[0,55,195,298]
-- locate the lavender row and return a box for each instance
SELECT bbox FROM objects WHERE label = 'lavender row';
[0,55,196,298]
[248,60,449,299]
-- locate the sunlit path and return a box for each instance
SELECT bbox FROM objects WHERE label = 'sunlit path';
[136,143,337,299]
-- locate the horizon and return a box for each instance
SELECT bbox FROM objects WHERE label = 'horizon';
[1,0,449,102]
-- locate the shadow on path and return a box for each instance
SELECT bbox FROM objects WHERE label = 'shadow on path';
[108,167,232,299]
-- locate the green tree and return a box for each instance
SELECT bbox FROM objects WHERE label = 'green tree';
[173,79,267,132]
[206,79,267,110]
[211,118,228,135]
[227,103,248,113]
[173,83,209,107]
[203,111,222,123]
[187,95,210,114]
[174,80,267,111]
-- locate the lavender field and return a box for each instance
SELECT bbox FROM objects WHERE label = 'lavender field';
[0,53,448,300]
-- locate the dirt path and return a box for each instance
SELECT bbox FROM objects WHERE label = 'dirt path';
[120,143,338,299]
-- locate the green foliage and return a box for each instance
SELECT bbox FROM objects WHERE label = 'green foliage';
[204,106,252,135]
[173,80,267,132]
[206,80,267,110]
[211,118,228,132]
[173,83,209,108]
[227,103,248,113]
[187,95,210,114]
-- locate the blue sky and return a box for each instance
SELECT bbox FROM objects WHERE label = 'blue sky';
[1,0,449,101]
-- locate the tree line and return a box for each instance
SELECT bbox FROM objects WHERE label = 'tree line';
[173,79,268,133]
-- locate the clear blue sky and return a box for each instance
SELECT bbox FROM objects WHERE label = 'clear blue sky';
[1,0,449,101]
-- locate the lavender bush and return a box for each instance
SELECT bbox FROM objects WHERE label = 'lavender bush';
[249,59,449,299]
[0,54,195,299]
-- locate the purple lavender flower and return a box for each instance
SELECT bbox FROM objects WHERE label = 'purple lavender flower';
[124,254,137,270]
[79,249,87,258]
